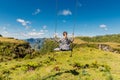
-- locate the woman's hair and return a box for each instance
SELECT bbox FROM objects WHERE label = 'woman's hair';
[63,31,67,36]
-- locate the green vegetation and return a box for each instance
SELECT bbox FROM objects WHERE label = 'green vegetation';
[77,34,120,53]
[40,39,58,54]
[0,34,120,80]
[0,37,33,61]
[0,34,2,37]
[0,47,120,80]
[78,34,120,43]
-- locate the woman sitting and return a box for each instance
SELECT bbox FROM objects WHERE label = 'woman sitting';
[54,31,74,51]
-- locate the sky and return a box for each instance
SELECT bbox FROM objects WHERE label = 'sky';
[0,0,120,39]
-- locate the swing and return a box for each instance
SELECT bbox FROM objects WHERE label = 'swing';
[54,32,74,57]
[53,0,78,57]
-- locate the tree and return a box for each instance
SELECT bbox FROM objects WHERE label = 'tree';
[0,34,2,37]
[40,39,58,54]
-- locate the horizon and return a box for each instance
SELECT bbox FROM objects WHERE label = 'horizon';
[1,33,120,40]
[0,0,120,39]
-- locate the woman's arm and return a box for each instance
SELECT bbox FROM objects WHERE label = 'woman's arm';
[54,34,61,42]
[70,33,74,43]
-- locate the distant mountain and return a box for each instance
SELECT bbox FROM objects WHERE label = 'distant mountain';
[25,38,45,50]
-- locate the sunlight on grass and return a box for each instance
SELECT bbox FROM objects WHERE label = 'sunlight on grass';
[0,46,120,80]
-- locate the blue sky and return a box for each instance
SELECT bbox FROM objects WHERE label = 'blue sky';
[0,0,120,39]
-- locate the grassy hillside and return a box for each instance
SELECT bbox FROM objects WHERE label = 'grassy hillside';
[78,34,120,43]
[0,37,33,60]
[0,37,26,44]
[0,47,120,80]
[0,36,120,80]
[77,34,120,53]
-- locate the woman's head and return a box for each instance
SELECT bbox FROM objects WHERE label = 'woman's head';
[63,31,67,38]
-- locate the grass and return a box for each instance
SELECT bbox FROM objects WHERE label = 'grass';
[0,47,120,80]
[0,37,27,44]
[0,37,32,60]
[0,37,120,80]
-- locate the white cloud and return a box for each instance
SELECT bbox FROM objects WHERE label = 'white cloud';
[3,27,6,30]
[21,25,49,38]
[32,8,41,15]
[16,18,31,29]
[40,30,44,32]
[21,31,44,38]
[100,24,106,28]
[43,25,47,29]
[32,29,36,32]
[54,32,59,37]
[28,32,44,36]
[25,26,31,29]
[99,24,108,31]
[58,9,72,16]
[21,26,49,38]
[44,30,48,32]
[68,33,74,37]
[1,24,10,31]
[1,25,9,35]
[21,33,28,37]
[3,31,8,34]
[42,25,48,32]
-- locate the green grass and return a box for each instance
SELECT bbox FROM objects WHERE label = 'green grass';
[0,47,120,80]
[0,37,27,44]
[0,37,32,60]
[78,34,120,43]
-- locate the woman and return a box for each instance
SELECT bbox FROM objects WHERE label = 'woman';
[54,31,74,51]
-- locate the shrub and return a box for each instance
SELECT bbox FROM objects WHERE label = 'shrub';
[0,42,33,60]
[0,34,2,37]
[40,39,58,54]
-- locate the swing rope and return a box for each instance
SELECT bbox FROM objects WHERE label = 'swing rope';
[73,0,78,36]
[55,0,58,35]
[54,0,78,37]
[54,0,78,57]
[70,0,78,57]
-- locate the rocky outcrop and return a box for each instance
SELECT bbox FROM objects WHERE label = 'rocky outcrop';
[98,44,120,53]
[73,43,120,54]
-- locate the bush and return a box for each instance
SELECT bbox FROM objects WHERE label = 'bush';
[0,42,33,60]
[40,39,58,54]
[0,34,2,37]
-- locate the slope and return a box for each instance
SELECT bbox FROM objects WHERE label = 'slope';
[0,46,120,80]
[0,37,33,60]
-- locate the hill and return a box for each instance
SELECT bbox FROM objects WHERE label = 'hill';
[78,34,120,43]
[0,37,26,44]
[0,37,33,60]
[77,34,120,53]
[0,46,120,80]
[0,36,120,80]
